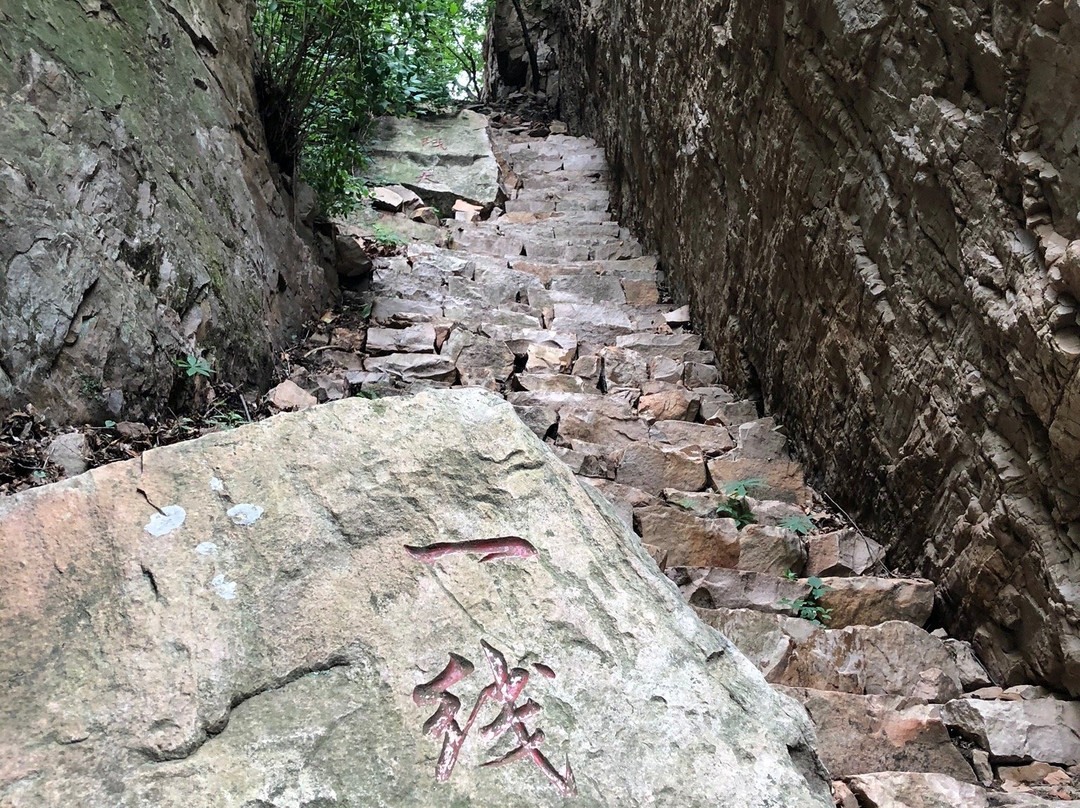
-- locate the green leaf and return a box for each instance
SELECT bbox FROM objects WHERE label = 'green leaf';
[175,354,214,377]
[780,513,816,535]
[720,477,765,498]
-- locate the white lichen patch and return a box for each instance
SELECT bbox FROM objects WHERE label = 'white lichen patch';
[210,477,225,493]
[210,573,237,600]
[195,541,219,557]
[144,505,186,537]
[227,504,263,526]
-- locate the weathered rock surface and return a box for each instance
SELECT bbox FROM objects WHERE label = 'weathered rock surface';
[0,390,832,807]
[507,0,1080,695]
[847,772,988,808]
[780,687,977,781]
[816,576,935,629]
[697,608,963,702]
[671,568,933,629]
[941,696,1080,765]
[0,2,329,424]
[805,529,886,577]
[367,111,500,212]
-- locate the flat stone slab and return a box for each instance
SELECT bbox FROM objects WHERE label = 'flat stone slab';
[847,772,988,808]
[940,695,1080,766]
[695,608,964,702]
[0,390,831,807]
[780,687,977,781]
[367,110,499,211]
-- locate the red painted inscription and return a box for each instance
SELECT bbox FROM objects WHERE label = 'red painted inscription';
[404,536,538,564]
[413,640,576,796]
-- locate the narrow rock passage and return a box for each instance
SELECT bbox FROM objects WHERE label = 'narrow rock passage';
[307,121,1080,805]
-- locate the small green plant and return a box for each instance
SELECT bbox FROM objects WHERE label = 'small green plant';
[714,478,764,529]
[78,373,102,397]
[370,222,406,247]
[175,355,214,378]
[779,575,833,627]
[715,497,756,529]
[780,513,816,536]
[206,408,246,430]
[720,478,765,498]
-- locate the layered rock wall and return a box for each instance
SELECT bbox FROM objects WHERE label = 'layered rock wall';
[485,0,564,106]
[0,0,330,423]
[492,0,1080,693]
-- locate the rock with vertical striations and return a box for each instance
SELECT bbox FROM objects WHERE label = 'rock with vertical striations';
[0,5,329,423]
[523,0,1080,697]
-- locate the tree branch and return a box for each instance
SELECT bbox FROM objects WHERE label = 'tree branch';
[507,0,540,92]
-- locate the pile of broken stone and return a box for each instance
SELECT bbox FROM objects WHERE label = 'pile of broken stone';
[258,112,1080,807]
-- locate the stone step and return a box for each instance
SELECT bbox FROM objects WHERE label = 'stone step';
[508,152,608,172]
[780,687,977,781]
[845,772,988,808]
[637,507,804,573]
[496,209,615,225]
[667,567,935,628]
[449,232,641,262]
[940,691,1080,767]
[695,606,965,703]
[455,219,628,240]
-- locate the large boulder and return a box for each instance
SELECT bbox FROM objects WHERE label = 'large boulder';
[0,390,831,807]
[0,2,329,423]
[367,110,500,213]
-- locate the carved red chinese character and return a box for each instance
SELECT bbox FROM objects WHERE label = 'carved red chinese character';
[413,640,576,796]
[404,536,538,564]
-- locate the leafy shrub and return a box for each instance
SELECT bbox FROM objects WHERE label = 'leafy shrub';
[720,477,765,498]
[779,574,833,627]
[253,0,491,216]
[714,477,764,530]
[175,355,214,378]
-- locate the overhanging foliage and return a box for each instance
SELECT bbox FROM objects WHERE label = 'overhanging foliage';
[254,0,490,216]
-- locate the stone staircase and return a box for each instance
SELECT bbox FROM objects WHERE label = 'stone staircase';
[289,123,1080,807]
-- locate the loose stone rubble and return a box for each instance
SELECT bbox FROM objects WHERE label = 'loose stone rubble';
[267,117,1079,805]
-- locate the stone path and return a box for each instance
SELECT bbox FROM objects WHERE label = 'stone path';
[281,122,1080,806]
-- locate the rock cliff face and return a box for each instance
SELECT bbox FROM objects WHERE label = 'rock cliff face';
[0,1,330,423]
[490,0,1080,694]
